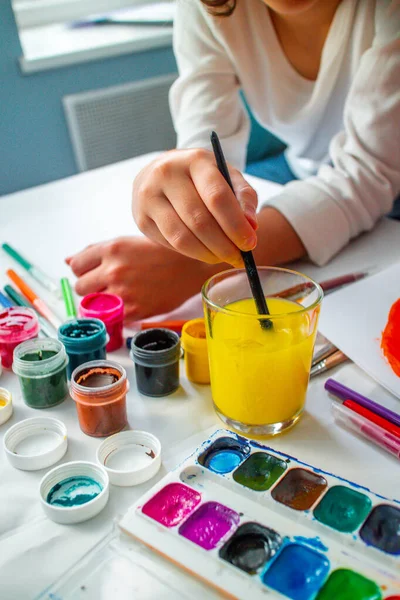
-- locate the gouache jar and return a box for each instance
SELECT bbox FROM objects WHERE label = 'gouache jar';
[181,319,210,384]
[0,307,40,369]
[202,267,323,437]
[70,360,128,437]
[79,293,124,352]
[13,338,69,409]
[58,318,108,379]
[130,328,181,397]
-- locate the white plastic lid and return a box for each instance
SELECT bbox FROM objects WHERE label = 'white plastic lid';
[40,461,109,524]
[96,430,161,486]
[4,417,67,470]
[0,387,13,426]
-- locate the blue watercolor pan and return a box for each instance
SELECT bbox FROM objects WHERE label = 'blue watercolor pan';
[120,430,400,600]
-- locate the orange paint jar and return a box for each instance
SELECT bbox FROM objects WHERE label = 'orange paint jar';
[70,360,128,437]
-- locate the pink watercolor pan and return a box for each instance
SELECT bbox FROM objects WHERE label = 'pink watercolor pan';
[142,482,201,528]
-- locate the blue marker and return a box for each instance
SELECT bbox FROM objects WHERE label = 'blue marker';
[0,291,13,308]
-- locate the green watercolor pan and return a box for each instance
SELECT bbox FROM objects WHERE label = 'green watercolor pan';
[120,430,400,600]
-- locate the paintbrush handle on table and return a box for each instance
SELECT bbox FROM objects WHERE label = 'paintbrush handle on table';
[312,342,337,367]
[321,272,369,294]
[325,378,400,428]
[4,285,54,338]
[332,401,400,460]
[2,243,60,297]
[310,350,348,377]
[6,269,62,330]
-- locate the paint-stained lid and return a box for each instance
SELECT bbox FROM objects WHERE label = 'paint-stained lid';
[3,416,67,470]
[96,430,161,486]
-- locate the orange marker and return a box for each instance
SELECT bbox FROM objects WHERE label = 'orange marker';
[6,269,61,330]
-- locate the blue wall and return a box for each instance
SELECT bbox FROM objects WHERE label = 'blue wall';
[0,1,176,196]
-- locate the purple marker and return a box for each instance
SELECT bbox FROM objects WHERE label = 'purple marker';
[325,378,400,428]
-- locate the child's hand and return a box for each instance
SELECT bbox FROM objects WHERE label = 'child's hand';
[66,236,219,322]
[132,148,258,268]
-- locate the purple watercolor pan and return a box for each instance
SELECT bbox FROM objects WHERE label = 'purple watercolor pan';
[179,501,240,550]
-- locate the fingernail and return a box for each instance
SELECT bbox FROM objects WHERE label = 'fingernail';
[242,233,257,251]
[244,207,258,230]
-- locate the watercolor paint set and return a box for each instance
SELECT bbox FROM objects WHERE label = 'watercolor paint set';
[120,429,400,600]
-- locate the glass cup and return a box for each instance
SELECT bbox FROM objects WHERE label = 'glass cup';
[202,267,323,437]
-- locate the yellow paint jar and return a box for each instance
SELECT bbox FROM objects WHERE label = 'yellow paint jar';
[202,267,323,437]
[181,319,210,384]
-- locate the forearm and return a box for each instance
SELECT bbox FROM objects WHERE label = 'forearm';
[252,207,306,266]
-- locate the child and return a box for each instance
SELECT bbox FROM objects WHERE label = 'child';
[67,0,400,321]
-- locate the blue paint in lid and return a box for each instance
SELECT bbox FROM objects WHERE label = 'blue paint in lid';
[47,476,102,507]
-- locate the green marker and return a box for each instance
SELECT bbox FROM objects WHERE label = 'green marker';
[4,285,54,338]
[2,243,59,296]
[61,278,77,319]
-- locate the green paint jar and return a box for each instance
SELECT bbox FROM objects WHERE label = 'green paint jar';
[13,339,69,409]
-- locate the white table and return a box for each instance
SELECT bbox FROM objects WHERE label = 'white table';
[0,154,399,599]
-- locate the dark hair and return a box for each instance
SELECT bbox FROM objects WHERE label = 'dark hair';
[200,0,236,16]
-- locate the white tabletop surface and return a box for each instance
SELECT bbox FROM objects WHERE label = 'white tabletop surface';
[0,153,399,599]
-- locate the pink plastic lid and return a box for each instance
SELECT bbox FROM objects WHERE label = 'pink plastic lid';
[79,293,124,323]
[0,307,40,344]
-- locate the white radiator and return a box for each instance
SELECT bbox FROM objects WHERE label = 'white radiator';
[63,74,177,172]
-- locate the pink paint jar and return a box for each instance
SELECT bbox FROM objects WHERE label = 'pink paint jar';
[0,308,40,369]
[79,293,124,352]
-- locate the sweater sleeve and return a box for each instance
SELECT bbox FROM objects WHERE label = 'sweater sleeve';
[169,0,250,170]
[262,0,400,266]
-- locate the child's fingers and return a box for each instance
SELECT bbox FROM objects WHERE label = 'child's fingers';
[67,245,102,277]
[190,159,257,251]
[150,199,222,264]
[230,171,259,230]
[74,267,107,296]
[163,174,242,266]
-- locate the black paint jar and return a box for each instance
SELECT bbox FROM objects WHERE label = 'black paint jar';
[130,328,181,397]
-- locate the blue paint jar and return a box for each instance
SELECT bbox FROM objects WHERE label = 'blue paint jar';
[58,318,108,379]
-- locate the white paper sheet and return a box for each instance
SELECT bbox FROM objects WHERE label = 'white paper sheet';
[318,262,400,398]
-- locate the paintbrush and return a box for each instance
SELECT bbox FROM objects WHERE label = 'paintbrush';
[310,350,349,378]
[312,341,337,367]
[210,131,272,330]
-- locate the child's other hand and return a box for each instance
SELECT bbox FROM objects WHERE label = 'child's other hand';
[132,148,258,268]
[66,236,219,322]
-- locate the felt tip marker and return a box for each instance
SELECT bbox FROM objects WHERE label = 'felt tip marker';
[343,399,400,439]
[3,285,54,338]
[2,243,60,297]
[325,378,400,428]
[0,291,13,309]
[332,401,400,460]
[6,269,62,330]
[61,277,77,319]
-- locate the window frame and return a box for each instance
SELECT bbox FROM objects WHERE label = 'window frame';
[12,0,162,29]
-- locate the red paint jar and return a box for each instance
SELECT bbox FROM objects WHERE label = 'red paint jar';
[70,360,128,437]
[79,293,124,352]
[0,308,40,369]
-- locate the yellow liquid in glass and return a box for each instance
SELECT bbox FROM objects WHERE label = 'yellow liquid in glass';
[207,297,317,426]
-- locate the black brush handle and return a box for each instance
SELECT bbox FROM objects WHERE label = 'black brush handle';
[210,131,272,328]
